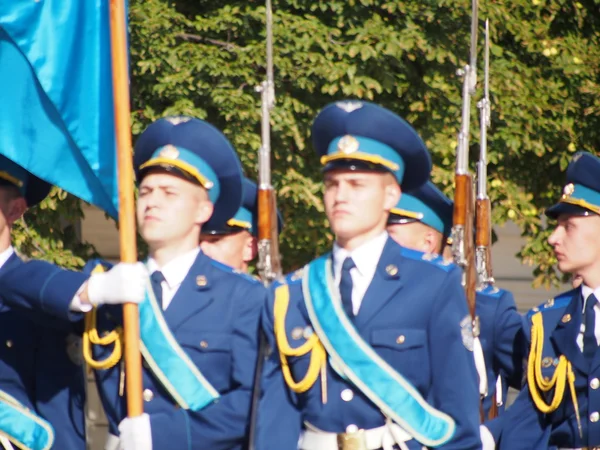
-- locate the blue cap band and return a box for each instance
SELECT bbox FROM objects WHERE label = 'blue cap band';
[559,183,600,214]
[321,135,406,183]
[227,207,254,233]
[390,193,445,234]
[140,145,221,203]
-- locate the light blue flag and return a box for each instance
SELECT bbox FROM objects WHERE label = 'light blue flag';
[0,0,119,218]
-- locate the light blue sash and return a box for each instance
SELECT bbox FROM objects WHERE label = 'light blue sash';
[302,256,456,447]
[139,279,219,411]
[0,390,54,450]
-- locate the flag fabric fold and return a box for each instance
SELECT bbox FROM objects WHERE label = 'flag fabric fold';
[0,0,119,218]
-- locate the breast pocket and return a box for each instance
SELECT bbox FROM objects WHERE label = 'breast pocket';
[370,328,429,386]
[177,330,233,391]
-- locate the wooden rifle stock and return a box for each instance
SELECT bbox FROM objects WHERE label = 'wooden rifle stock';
[476,197,494,284]
[257,187,282,282]
[453,174,477,320]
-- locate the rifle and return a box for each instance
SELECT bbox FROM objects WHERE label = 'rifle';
[256,0,282,284]
[452,0,478,329]
[476,20,501,420]
[452,0,485,420]
[476,20,494,292]
[249,2,282,448]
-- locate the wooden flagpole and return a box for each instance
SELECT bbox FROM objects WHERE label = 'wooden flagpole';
[109,0,143,417]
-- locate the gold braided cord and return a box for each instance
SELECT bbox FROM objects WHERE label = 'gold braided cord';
[274,284,326,393]
[527,312,576,414]
[82,264,123,370]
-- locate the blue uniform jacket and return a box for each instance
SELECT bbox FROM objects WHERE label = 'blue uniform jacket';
[497,288,600,449]
[0,252,267,450]
[0,253,87,449]
[255,239,481,450]
[477,286,526,418]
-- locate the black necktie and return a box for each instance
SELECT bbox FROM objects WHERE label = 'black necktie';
[340,257,356,319]
[583,294,598,364]
[150,271,165,306]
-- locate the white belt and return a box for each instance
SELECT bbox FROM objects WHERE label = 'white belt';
[299,420,423,450]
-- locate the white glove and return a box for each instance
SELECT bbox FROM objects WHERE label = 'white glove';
[87,262,147,306]
[118,413,152,450]
[480,424,496,450]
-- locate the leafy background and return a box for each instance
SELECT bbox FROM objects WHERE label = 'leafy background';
[14,0,600,287]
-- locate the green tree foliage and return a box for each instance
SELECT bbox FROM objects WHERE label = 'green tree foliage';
[13,0,600,284]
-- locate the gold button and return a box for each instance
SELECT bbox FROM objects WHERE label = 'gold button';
[591,411,599,422]
[143,389,154,402]
[591,378,600,390]
[5,340,12,348]
[200,340,208,349]
[341,389,354,402]
[291,327,303,340]
[562,314,571,323]
[396,335,405,344]
[345,424,358,434]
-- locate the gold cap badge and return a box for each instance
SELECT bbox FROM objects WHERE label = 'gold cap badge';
[562,183,575,198]
[337,135,359,155]
[159,144,179,160]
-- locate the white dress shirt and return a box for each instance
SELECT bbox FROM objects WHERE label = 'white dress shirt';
[0,246,14,270]
[332,231,388,315]
[147,247,200,310]
[576,284,600,351]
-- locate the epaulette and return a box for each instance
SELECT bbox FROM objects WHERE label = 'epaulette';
[526,291,573,320]
[83,258,113,275]
[284,267,304,285]
[400,247,455,272]
[209,259,261,284]
[476,284,504,299]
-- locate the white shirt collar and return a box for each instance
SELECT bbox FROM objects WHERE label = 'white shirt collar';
[332,231,388,282]
[581,284,600,310]
[0,246,15,270]
[147,247,200,289]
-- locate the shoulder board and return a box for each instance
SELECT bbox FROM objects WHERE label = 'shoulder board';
[209,259,261,284]
[283,267,304,286]
[83,258,113,275]
[476,285,504,299]
[399,247,455,272]
[526,290,574,320]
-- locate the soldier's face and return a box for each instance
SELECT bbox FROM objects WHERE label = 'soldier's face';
[137,172,213,251]
[387,222,443,254]
[548,214,600,277]
[199,231,256,272]
[324,170,399,248]
[0,187,26,236]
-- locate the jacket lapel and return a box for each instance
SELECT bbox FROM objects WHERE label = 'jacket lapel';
[162,252,214,331]
[353,238,403,329]
[550,290,587,376]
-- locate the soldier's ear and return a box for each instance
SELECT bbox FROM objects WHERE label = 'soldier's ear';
[383,177,401,212]
[244,235,258,263]
[6,196,26,226]
[195,199,214,226]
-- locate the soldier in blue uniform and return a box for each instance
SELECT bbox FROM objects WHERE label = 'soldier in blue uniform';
[200,177,283,275]
[0,117,268,450]
[497,151,600,449]
[255,101,481,450]
[384,181,525,447]
[0,156,147,450]
[200,177,260,273]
